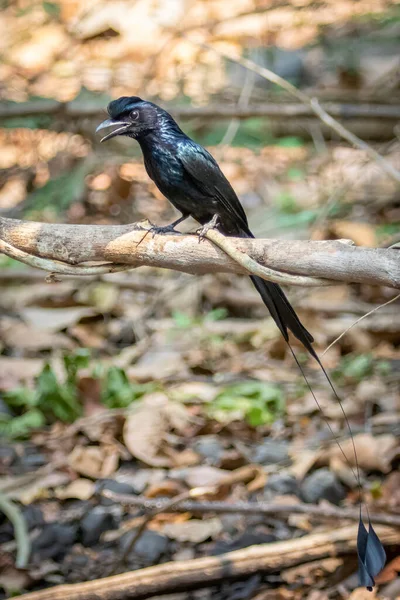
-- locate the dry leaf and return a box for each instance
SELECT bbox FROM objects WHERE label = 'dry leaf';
[55,478,95,500]
[183,465,231,488]
[165,447,200,468]
[329,433,398,473]
[0,357,44,390]
[162,518,222,543]
[68,445,119,478]
[381,471,400,510]
[7,472,71,504]
[282,557,343,584]
[289,448,322,480]
[21,307,95,332]
[375,555,400,585]
[348,588,377,600]
[0,318,73,352]
[0,554,32,594]
[123,393,190,467]
[145,480,186,498]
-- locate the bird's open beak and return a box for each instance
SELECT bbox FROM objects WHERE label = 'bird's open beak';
[96,118,130,142]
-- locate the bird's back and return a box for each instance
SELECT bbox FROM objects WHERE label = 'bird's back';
[140,130,249,235]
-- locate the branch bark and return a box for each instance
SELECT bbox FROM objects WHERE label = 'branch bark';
[1,100,400,121]
[0,217,399,288]
[10,526,399,600]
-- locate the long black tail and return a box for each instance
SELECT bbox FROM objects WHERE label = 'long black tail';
[241,230,386,590]
[250,275,317,358]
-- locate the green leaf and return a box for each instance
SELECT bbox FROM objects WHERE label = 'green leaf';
[209,381,284,426]
[3,387,37,408]
[334,353,373,383]
[204,308,228,322]
[287,167,305,181]
[276,136,304,148]
[275,191,298,214]
[64,348,91,384]
[171,311,195,329]
[42,1,60,18]
[101,366,156,409]
[0,409,45,439]
[36,363,82,422]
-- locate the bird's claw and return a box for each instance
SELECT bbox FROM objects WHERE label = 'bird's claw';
[150,224,178,237]
[197,214,219,242]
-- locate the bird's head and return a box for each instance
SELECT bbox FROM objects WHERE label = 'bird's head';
[96,96,162,142]
[96,96,181,142]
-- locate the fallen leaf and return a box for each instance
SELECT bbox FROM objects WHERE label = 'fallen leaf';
[162,517,222,542]
[288,447,322,480]
[166,447,201,467]
[170,381,219,403]
[0,554,32,594]
[0,318,73,352]
[0,357,44,390]
[348,588,377,600]
[123,393,190,467]
[68,445,119,478]
[329,433,398,473]
[282,557,343,584]
[182,465,231,488]
[128,349,189,381]
[145,480,186,498]
[55,478,95,500]
[374,555,400,584]
[4,472,71,504]
[381,471,400,510]
[21,307,95,332]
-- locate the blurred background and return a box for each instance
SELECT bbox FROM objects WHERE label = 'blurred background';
[0,1,399,599]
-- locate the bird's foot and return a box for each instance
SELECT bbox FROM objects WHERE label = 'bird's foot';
[136,220,183,247]
[196,214,219,242]
[150,223,178,237]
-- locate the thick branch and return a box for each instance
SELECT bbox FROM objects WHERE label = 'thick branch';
[0,217,399,288]
[10,526,399,600]
[1,100,399,140]
[1,100,400,121]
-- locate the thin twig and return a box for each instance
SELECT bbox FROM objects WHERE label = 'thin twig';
[190,40,400,184]
[203,228,332,286]
[0,492,30,568]
[118,487,214,565]
[0,239,133,276]
[322,293,400,356]
[102,491,400,527]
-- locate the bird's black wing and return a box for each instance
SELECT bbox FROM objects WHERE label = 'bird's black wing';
[177,139,315,349]
[177,140,251,233]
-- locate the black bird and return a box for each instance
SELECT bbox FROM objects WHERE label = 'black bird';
[97,97,386,590]
[97,96,314,357]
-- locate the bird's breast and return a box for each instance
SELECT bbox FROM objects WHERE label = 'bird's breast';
[145,145,183,188]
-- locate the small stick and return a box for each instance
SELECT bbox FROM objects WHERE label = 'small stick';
[0,492,30,568]
[102,492,400,527]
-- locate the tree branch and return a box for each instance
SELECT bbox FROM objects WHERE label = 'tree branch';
[1,99,400,121]
[10,526,399,600]
[0,217,399,288]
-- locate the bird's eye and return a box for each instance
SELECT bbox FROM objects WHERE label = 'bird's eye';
[130,110,139,121]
